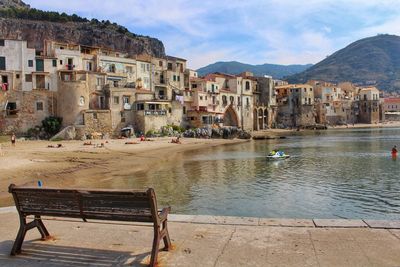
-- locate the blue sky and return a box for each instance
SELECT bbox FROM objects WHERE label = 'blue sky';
[24,0,400,69]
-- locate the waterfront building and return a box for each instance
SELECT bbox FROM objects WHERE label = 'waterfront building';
[0,39,56,134]
[357,86,380,124]
[383,98,400,121]
[1,38,270,136]
[275,84,315,128]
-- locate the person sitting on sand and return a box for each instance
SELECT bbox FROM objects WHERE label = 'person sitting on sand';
[171,136,182,144]
[140,134,145,141]
[392,145,398,155]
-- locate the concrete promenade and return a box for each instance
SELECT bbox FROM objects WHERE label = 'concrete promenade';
[1,208,400,266]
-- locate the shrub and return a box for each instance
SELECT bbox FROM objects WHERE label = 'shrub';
[42,116,62,138]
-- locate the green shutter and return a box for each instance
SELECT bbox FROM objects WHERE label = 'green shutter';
[0,57,5,70]
[36,59,44,72]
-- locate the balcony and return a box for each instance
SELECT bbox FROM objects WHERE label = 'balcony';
[144,110,167,116]
[155,95,168,100]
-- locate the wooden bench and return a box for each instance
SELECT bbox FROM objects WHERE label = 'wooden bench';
[8,184,172,267]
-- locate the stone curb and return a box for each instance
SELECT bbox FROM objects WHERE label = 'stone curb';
[2,207,400,229]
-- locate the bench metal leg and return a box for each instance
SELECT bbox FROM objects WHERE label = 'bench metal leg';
[149,230,160,267]
[35,216,50,240]
[10,216,51,256]
[11,217,27,256]
[162,220,172,251]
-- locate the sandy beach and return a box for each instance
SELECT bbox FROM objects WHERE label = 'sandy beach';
[0,137,248,207]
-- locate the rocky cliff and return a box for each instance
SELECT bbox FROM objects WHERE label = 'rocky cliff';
[0,0,165,57]
[0,0,28,9]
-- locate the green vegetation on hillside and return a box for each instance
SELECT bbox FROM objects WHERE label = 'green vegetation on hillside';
[0,7,137,38]
[0,7,88,22]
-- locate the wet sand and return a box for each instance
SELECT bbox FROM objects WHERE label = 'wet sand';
[0,137,248,207]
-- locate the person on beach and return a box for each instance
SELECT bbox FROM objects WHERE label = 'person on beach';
[392,145,398,155]
[11,133,16,147]
[171,136,181,144]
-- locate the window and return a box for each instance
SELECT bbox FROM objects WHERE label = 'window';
[16,74,20,79]
[60,60,63,65]
[141,63,146,72]
[36,102,43,111]
[52,59,57,67]
[183,106,186,114]
[109,64,116,73]
[167,62,173,70]
[28,60,33,67]
[230,96,234,104]
[246,97,249,106]
[126,66,133,73]
[93,113,97,119]
[0,39,4,46]
[200,96,203,100]
[0,56,5,70]
[304,88,306,92]
[113,96,119,104]
[192,83,197,89]
[96,77,103,86]
[143,77,150,87]
[245,81,250,90]
[25,74,32,82]
[159,61,163,67]
[137,103,144,110]
[146,64,150,71]
[86,62,92,71]
[123,96,130,104]
[222,95,227,105]
[177,75,180,82]
[113,81,119,87]
[173,75,176,81]
[6,102,17,115]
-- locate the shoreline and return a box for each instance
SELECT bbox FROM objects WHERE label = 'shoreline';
[0,137,248,207]
[252,121,400,136]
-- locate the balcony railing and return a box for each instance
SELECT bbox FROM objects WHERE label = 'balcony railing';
[144,110,167,116]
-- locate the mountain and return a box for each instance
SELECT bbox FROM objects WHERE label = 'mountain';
[0,0,28,9]
[287,34,400,92]
[197,61,312,78]
[0,0,165,57]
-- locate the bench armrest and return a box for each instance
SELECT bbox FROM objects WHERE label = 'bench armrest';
[158,207,171,222]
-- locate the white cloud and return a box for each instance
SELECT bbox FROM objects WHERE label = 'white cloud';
[24,0,400,67]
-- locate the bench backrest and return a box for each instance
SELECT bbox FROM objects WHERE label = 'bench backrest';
[8,184,159,223]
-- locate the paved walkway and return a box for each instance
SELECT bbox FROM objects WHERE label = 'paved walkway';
[1,209,400,266]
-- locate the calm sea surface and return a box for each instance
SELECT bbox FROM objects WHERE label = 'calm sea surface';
[135,128,400,219]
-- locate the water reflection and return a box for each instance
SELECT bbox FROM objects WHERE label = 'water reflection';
[130,128,400,219]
